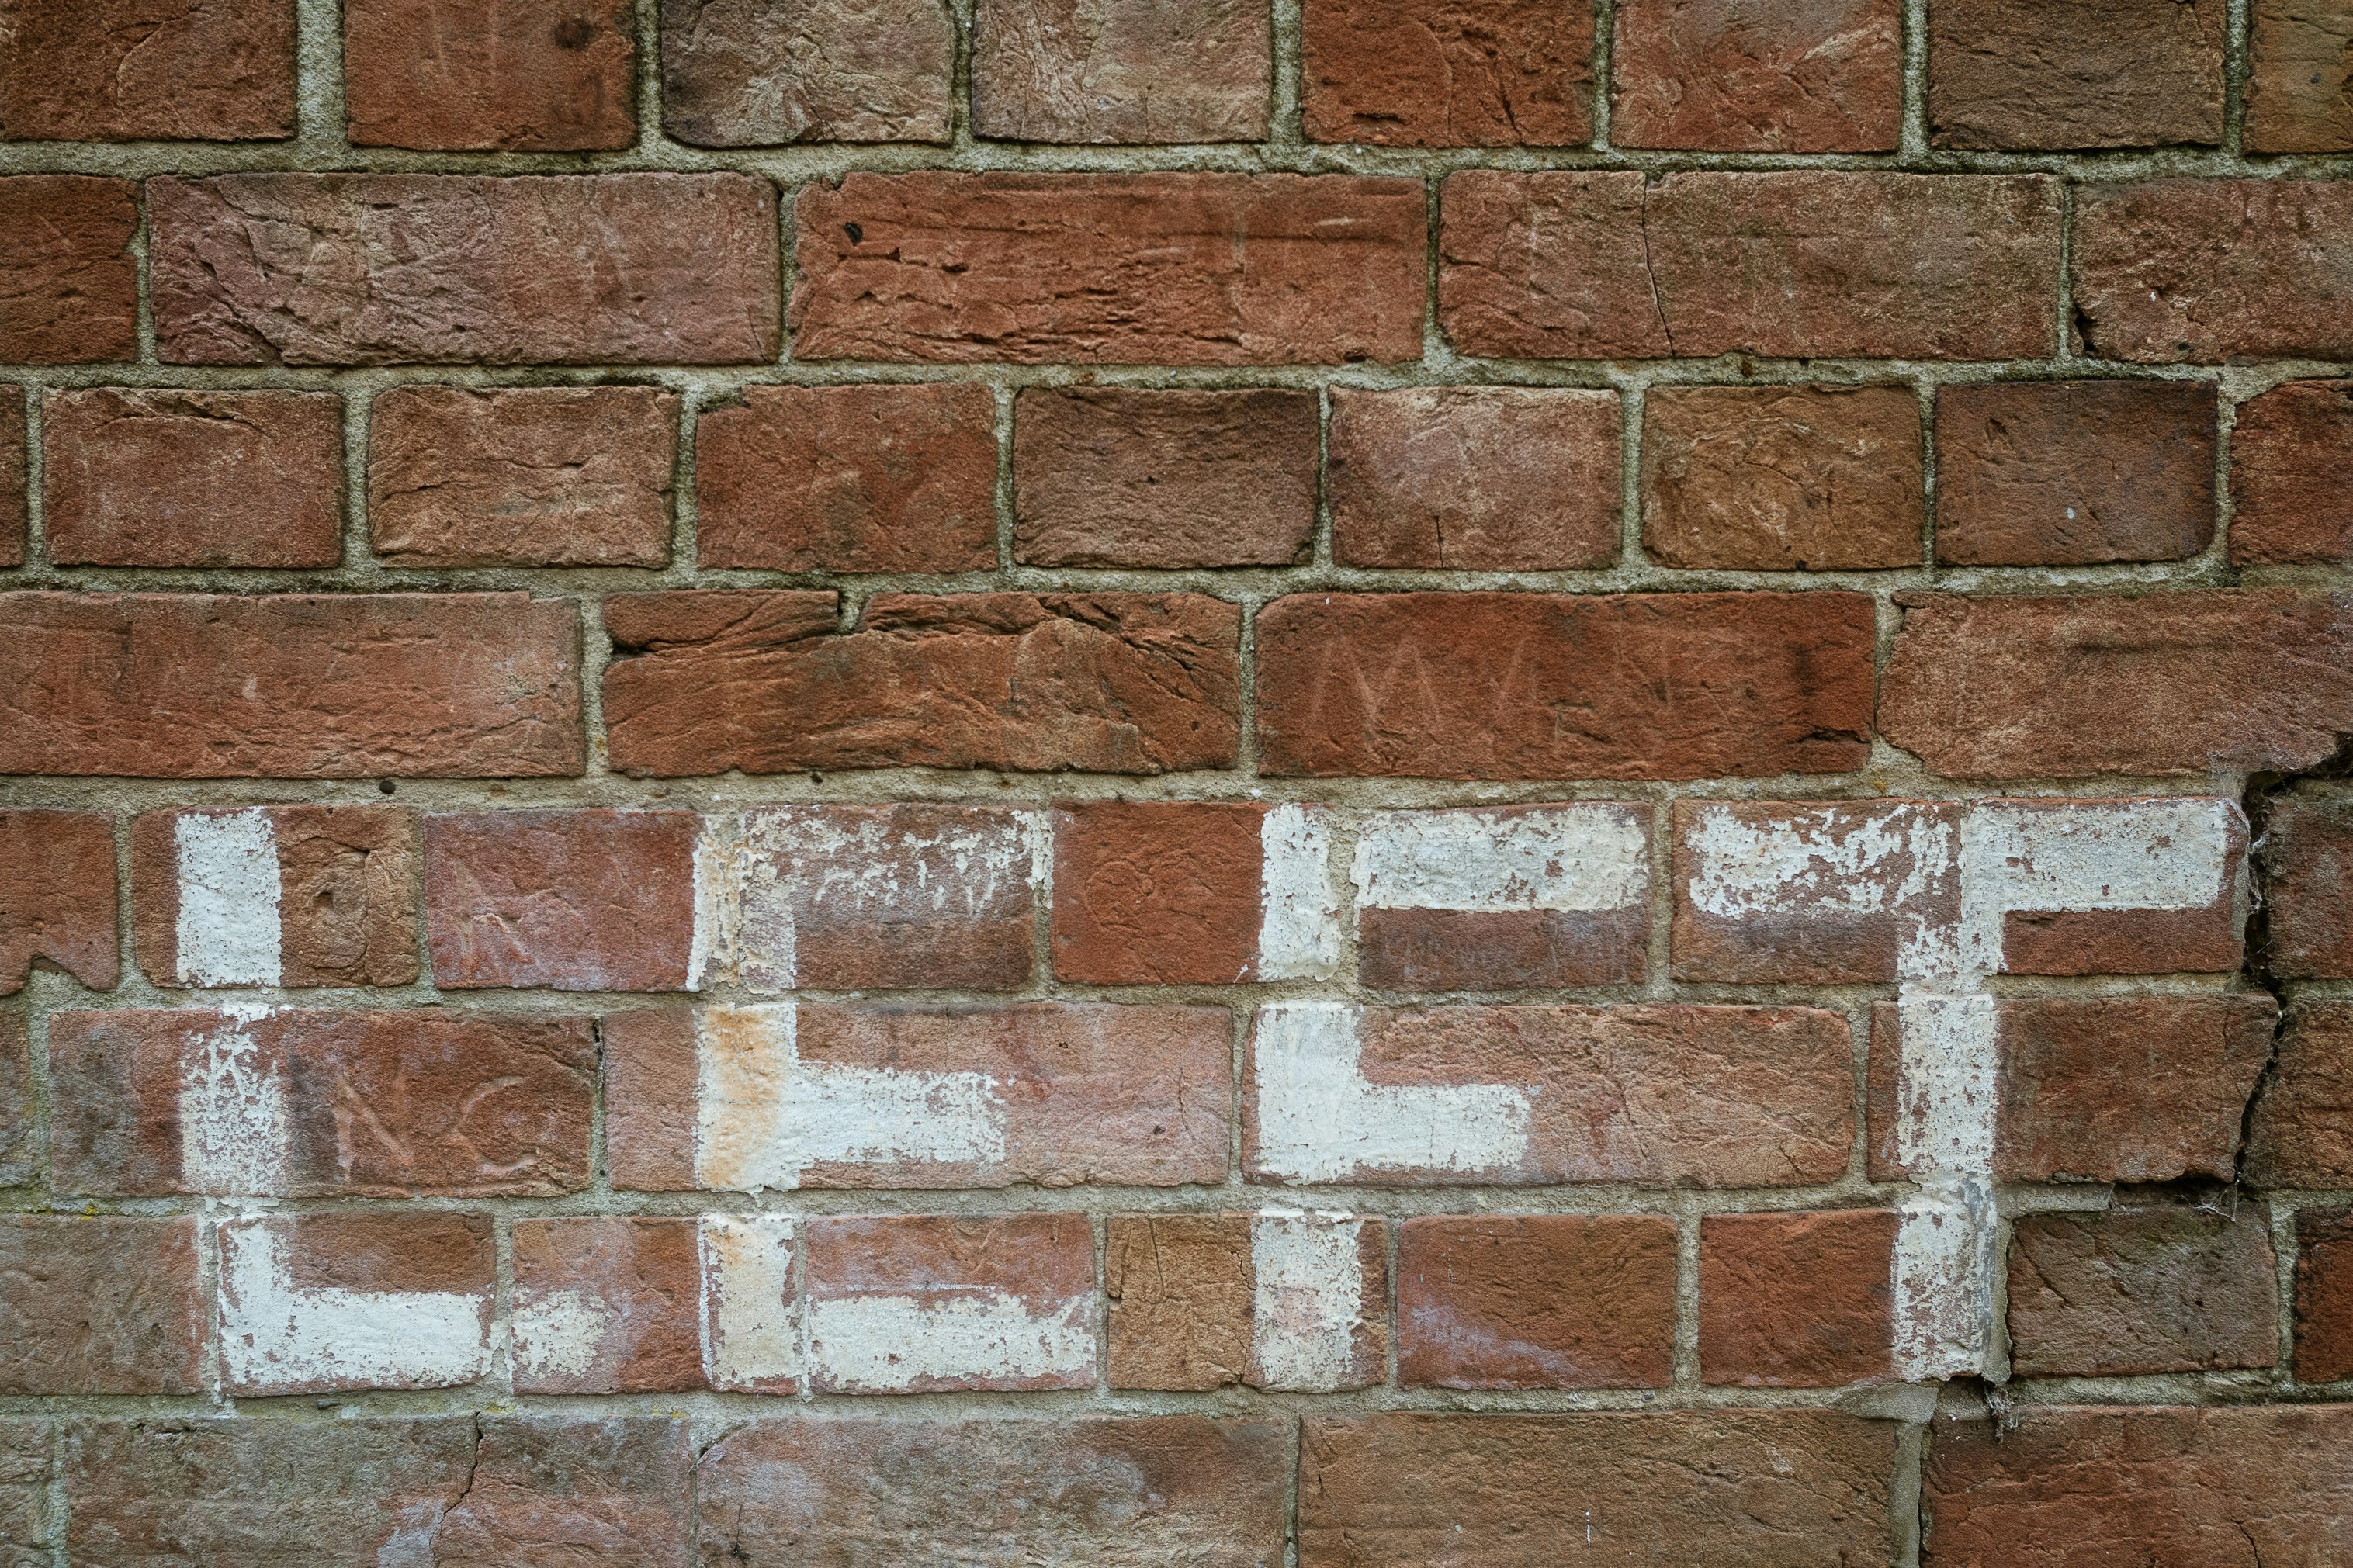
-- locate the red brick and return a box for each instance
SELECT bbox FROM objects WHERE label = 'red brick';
[660,0,954,145]
[1440,170,2060,361]
[2007,1206,2278,1378]
[217,1211,492,1394]
[0,1017,28,1187]
[1255,590,1874,780]
[1302,0,1594,146]
[369,386,677,568]
[791,172,1426,365]
[0,1417,47,1554]
[0,810,118,994]
[2263,799,2353,979]
[2076,180,2353,363]
[1300,1411,1900,1567]
[2247,1003,2353,1187]
[130,805,418,989]
[424,810,698,992]
[0,1218,202,1394]
[1700,1210,1895,1388]
[1329,386,1620,569]
[431,1417,695,1568]
[49,1007,595,1197]
[603,590,1239,776]
[1641,385,1922,570]
[2248,0,2353,151]
[802,1214,1095,1393]
[696,1416,1284,1564]
[1398,1214,1676,1390]
[344,0,636,150]
[1880,591,2353,779]
[512,1218,704,1395]
[1106,1212,1387,1392]
[0,178,138,365]
[1052,802,1264,984]
[1611,0,1901,151]
[0,389,23,567]
[1924,1405,2353,1565]
[971,0,1271,143]
[2295,1208,2353,1383]
[2230,380,2353,566]
[43,389,344,568]
[1934,381,2216,566]
[150,174,779,365]
[1014,388,1315,567]
[0,0,293,141]
[1929,0,2224,148]
[695,383,996,573]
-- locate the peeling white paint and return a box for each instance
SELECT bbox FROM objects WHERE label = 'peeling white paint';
[1684,805,1948,921]
[177,1009,290,1196]
[699,1215,799,1391]
[175,810,282,988]
[686,815,743,992]
[1890,1179,1998,1383]
[511,1287,609,1381]
[1353,805,1648,912]
[217,1224,487,1392]
[1250,1002,1530,1182]
[805,1289,1093,1393]
[1962,798,2232,935]
[1249,1209,1365,1391]
[1257,804,1341,980]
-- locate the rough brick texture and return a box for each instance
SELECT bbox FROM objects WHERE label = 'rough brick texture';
[0,178,140,364]
[1302,0,1597,147]
[2006,1206,2279,1377]
[2261,800,2353,978]
[2248,0,2353,151]
[1397,1214,1676,1389]
[1699,1210,1896,1387]
[971,0,1272,144]
[660,0,956,146]
[343,0,637,151]
[2230,380,2353,565]
[1928,0,2227,148]
[1611,0,1901,151]
[0,810,120,993]
[0,0,295,142]
[0,388,22,567]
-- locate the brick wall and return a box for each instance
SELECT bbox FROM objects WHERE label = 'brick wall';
[1,0,2350,1560]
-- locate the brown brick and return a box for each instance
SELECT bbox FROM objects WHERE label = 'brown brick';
[217,1211,492,1394]
[2231,380,2353,566]
[1929,0,2225,148]
[151,174,779,365]
[972,0,1271,143]
[0,0,294,141]
[1302,0,1594,146]
[0,388,23,567]
[603,590,1240,776]
[1014,388,1316,567]
[0,1417,48,1559]
[1301,1411,1900,1567]
[695,383,996,573]
[512,1218,704,1394]
[1398,1214,1676,1389]
[792,172,1426,365]
[696,1416,1285,1565]
[369,386,678,568]
[2247,1004,2353,1188]
[0,178,139,365]
[1329,386,1620,569]
[1611,0,1901,151]
[0,592,582,778]
[2247,0,2353,151]
[431,1417,695,1568]
[0,1218,203,1394]
[1440,170,2060,361]
[1880,591,2353,779]
[1052,802,1264,983]
[2263,799,2353,979]
[43,389,344,568]
[2076,180,2353,363]
[1700,1210,1896,1387]
[2007,1206,2278,1378]
[0,1016,28,1187]
[2295,1208,2353,1383]
[660,0,954,145]
[50,1008,595,1197]
[1256,590,1874,780]
[1934,381,2216,566]
[344,0,636,150]
[1107,1213,1387,1392]
[1641,385,1922,570]
[0,810,118,995]
[424,810,698,992]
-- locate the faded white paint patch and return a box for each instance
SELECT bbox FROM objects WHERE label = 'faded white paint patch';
[1249,1209,1364,1392]
[511,1287,609,1382]
[1964,798,2232,923]
[686,815,743,992]
[175,810,282,988]
[217,1225,487,1392]
[1353,805,1648,912]
[177,1009,290,1196]
[694,1005,1005,1191]
[1890,995,2000,1175]
[699,1214,799,1391]
[1686,805,1956,919]
[1891,1179,1998,1383]
[805,1290,1093,1392]
[1258,804,1341,980]
[1250,1002,1530,1182]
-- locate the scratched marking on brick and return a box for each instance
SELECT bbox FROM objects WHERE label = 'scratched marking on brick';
[1249,1209,1374,1391]
[217,1218,490,1395]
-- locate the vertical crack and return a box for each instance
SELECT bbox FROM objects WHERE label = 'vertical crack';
[1636,178,1676,358]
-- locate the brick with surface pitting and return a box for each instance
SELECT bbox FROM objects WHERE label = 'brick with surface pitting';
[512,1219,704,1395]
[0,178,138,365]
[1256,591,1874,780]
[49,1008,594,1198]
[2231,381,2353,565]
[792,173,1426,365]
[2075,180,2353,363]
[43,389,343,568]
[1107,1212,1386,1392]
[369,386,677,568]
[0,389,26,567]
[344,0,636,150]
[1014,388,1316,567]
[660,0,954,145]
[1398,1214,1676,1390]
[1612,0,1900,151]
[0,1017,27,1187]
[424,811,698,992]
[1301,1411,1900,1567]
[2295,1209,2353,1383]
[149,174,779,365]
[0,1218,203,1394]
[1302,0,1595,146]
[695,384,996,573]
[1929,0,2224,148]
[1700,1210,1895,1387]
[1052,802,1265,984]
[0,810,118,995]
[1642,385,1922,570]
[2248,0,2353,151]
[217,1212,492,1394]
[2007,1206,2278,1378]
[1440,170,2060,361]
[602,590,1240,776]
[2263,800,2353,978]
[971,0,1270,143]
[1880,591,2353,778]
[2247,1003,2353,1187]
[1329,387,1620,569]
[0,0,294,141]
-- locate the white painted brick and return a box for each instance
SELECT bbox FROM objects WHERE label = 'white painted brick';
[1353,804,1648,912]
[1250,1001,1530,1182]
[174,810,282,988]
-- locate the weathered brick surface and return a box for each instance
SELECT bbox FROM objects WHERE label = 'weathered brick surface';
[0,0,295,142]
[1611,0,1901,151]
[1928,0,2226,148]
[511,1218,705,1394]
[1301,0,1596,147]
[1699,1210,1896,1387]
[2230,380,2353,566]
[0,178,140,364]
[0,1018,29,1187]
[424,810,699,991]
[2295,1209,2353,1383]
[971,0,1271,143]
[661,0,955,145]
[0,387,22,567]
[344,0,636,150]
[0,1218,203,1393]
[0,810,119,994]
[1398,1214,1676,1389]
[2247,0,2353,151]
[1052,801,1266,983]
[2006,1206,2278,1377]
[2075,180,2353,363]
[2262,800,2353,979]
[2247,1003,2353,1188]
[218,1211,494,1394]
[1106,1212,1387,1391]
